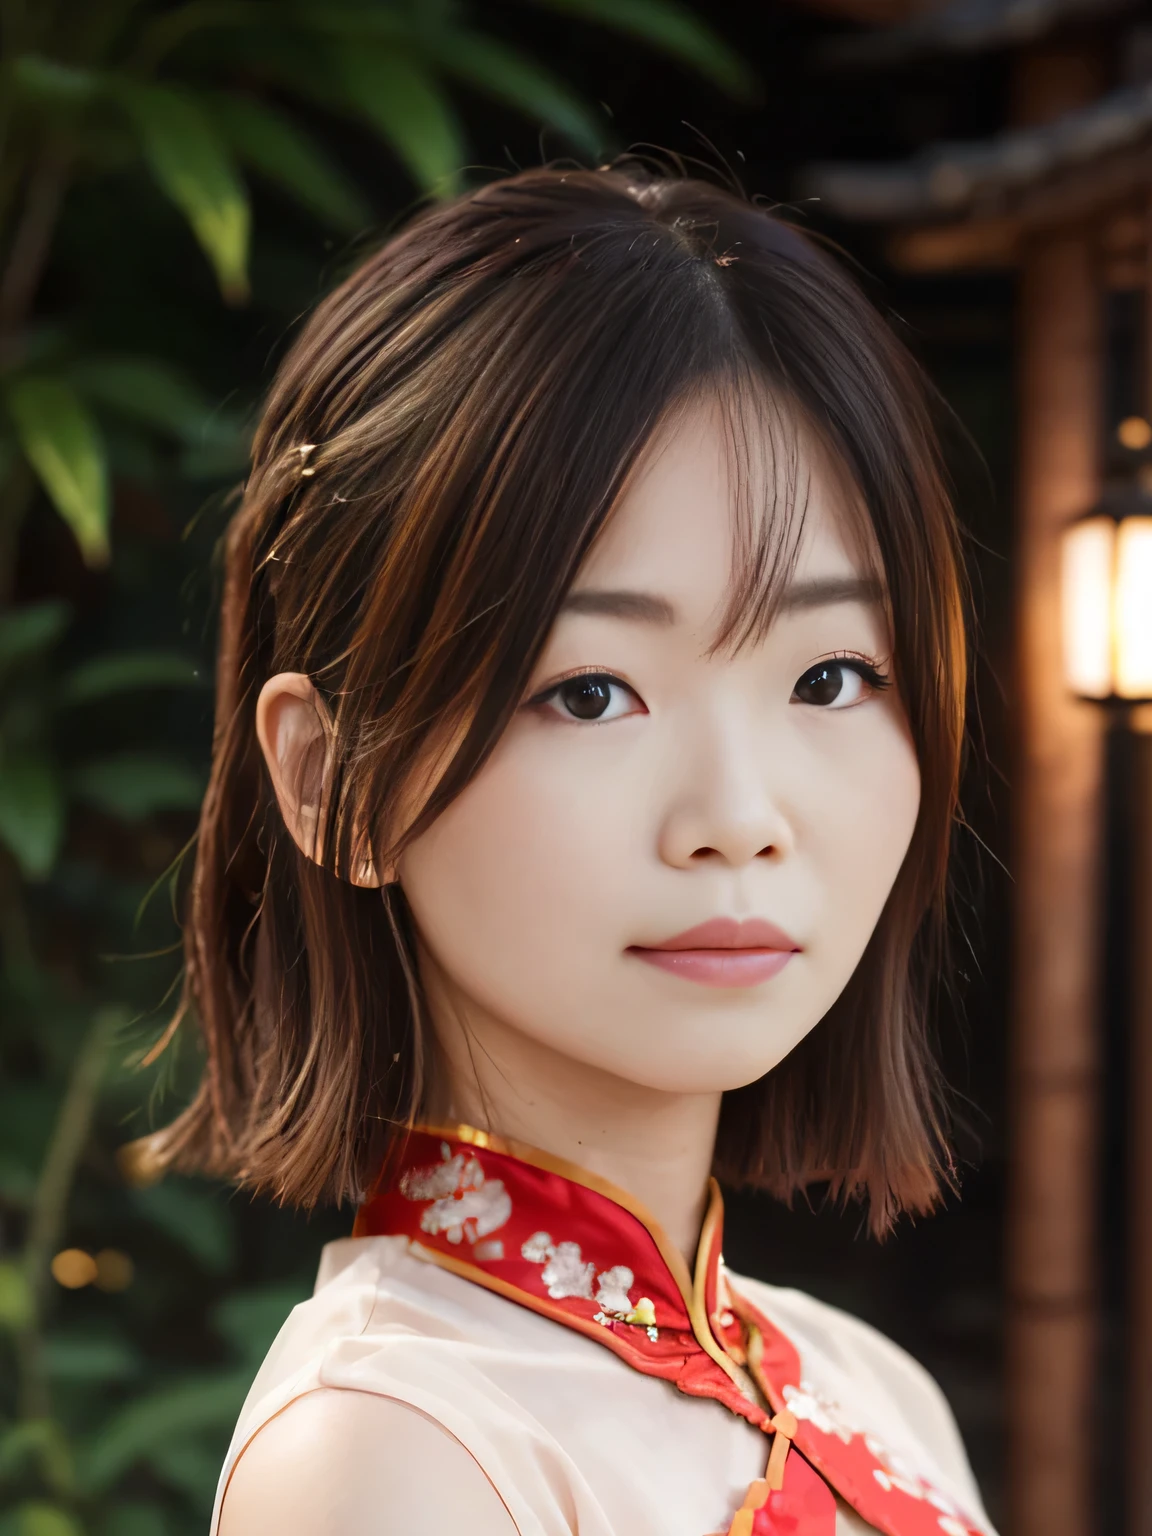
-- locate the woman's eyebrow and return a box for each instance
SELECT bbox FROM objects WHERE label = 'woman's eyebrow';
[779,575,885,612]
[560,589,678,623]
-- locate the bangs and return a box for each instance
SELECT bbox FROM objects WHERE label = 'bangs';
[662,368,885,658]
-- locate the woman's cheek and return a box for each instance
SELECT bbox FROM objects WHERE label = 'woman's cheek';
[400,730,640,994]
[825,713,921,930]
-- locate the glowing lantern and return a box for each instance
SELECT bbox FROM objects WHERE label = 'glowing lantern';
[1061,486,1152,702]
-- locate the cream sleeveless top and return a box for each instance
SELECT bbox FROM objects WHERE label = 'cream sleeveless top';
[209,1232,993,1536]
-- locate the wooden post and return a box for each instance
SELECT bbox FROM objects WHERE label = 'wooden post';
[1008,228,1104,1536]
[1128,204,1152,1536]
[1131,718,1152,1536]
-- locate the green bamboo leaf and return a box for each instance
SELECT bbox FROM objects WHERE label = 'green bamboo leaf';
[0,1421,49,1478]
[325,43,463,195]
[70,755,204,821]
[211,94,370,232]
[6,1504,83,1536]
[6,379,110,566]
[0,756,65,879]
[525,0,755,100]
[68,357,217,443]
[61,651,206,704]
[0,1420,72,1492]
[132,1180,236,1274]
[178,433,249,479]
[98,1504,167,1536]
[116,83,250,302]
[10,55,99,105]
[80,1372,251,1493]
[43,1333,141,1382]
[0,1153,36,1203]
[0,1261,34,1330]
[432,32,606,155]
[279,5,411,43]
[147,1438,221,1505]
[0,602,70,670]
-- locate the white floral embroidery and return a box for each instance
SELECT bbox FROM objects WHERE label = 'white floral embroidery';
[786,1381,980,1533]
[594,1265,635,1313]
[521,1235,657,1337]
[783,1382,854,1443]
[926,1488,962,1517]
[399,1148,472,1202]
[541,1241,597,1299]
[399,1148,511,1246]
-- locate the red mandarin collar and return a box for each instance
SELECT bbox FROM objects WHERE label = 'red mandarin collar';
[355,1125,988,1536]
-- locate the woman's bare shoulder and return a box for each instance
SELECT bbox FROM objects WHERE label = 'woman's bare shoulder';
[218,1386,519,1536]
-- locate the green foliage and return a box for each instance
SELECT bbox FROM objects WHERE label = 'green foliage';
[60,654,205,705]
[531,0,756,98]
[0,1267,34,1332]
[69,756,205,821]
[5,383,109,568]
[210,95,370,233]
[0,1501,84,1536]
[0,755,63,879]
[119,83,254,304]
[0,2,749,1531]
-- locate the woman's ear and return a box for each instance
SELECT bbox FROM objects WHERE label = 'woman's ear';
[255,673,389,887]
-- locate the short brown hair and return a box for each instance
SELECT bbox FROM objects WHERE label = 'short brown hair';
[146,166,966,1233]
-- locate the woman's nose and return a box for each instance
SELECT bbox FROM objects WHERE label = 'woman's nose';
[656,727,796,870]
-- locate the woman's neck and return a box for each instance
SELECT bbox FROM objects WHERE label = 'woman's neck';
[423,985,723,1265]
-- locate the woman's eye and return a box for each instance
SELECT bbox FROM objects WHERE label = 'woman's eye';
[791,659,887,710]
[538,673,643,723]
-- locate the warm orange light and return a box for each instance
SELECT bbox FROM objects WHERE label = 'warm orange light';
[51,1249,97,1289]
[1118,416,1152,451]
[94,1249,134,1292]
[1115,518,1152,698]
[1061,516,1114,698]
[1062,511,1152,700]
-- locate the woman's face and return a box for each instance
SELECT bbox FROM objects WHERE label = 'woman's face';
[398,401,921,1096]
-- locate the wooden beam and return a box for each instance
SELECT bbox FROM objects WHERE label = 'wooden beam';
[886,148,1152,273]
[888,219,1019,273]
[1009,227,1105,1536]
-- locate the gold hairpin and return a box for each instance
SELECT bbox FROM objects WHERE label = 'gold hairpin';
[295,443,317,477]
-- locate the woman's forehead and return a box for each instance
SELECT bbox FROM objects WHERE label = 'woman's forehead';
[573,395,878,635]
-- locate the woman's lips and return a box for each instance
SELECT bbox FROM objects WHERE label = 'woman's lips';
[627,917,801,990]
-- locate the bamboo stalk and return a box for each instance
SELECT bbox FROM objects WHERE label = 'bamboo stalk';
[15,1006,120,1421]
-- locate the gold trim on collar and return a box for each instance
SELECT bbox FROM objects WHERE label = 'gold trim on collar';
[691,1178,762,1400]
[418,1120,696,1305]
[413,1121,755,1398]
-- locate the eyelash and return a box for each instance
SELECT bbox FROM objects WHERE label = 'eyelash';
[527,653,892,722]
[526,668,644,719]
[815,652,892,690]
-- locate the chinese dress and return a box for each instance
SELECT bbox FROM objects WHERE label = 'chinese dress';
[209,1125,996,1536]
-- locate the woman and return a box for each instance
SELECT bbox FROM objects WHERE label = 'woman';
[144,165,990,1536]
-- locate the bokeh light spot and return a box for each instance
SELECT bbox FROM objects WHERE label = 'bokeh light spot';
[1118,416,1152,451]
[51,1249,97,1289]
[94,1249,134,1292]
